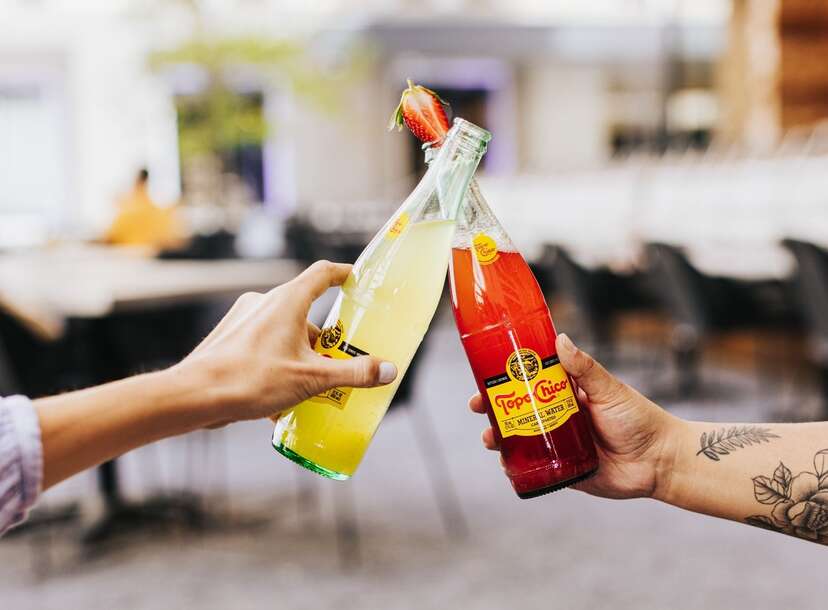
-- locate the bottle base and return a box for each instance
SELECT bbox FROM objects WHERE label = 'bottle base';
[272,442,351,481]
[515,467,598,500]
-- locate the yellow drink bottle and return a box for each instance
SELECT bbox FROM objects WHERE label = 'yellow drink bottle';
[272,119,491,479]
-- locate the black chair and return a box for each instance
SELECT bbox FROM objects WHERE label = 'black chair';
[79,305,217,545]
[782,239,828,416]
[644,242,799,400]
[547,246,615,352]
[541,244,657,365]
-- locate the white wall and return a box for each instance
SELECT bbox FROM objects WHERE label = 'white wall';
[519,61,610,172]
[289,73,410,212]
[0,9,180,240]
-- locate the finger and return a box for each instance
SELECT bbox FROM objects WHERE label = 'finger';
[289,261,352,309]
[307,322,321,346]
[556,333,628,405]
[481,427,500,451]
[312,355,397,390]
[468,393,487,414]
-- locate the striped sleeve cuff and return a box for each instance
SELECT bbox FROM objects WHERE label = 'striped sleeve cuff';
[0,395,43,535]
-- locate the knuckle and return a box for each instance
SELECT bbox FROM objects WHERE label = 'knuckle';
[309,259,335,276]
[355,357,379,386]
[578,351,595,373]
[288,359,323,394]
[237,291,261,306]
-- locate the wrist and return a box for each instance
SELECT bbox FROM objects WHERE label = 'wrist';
[651,413,692,505]
[152,363,226,430]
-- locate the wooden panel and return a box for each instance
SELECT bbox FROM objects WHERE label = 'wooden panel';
[779,0,828,29]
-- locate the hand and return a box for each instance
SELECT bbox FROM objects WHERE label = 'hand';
[174,260,398,427]
[469,334,681,500]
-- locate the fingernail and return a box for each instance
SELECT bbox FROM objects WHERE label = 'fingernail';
[378,361,397,384]
[558,333,575,353]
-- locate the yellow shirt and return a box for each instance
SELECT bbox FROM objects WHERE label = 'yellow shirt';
[107,186,185,250]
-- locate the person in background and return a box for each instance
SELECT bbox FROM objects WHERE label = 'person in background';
[0,262,398,535]
[106,168,187,250]
[470,334,828,547]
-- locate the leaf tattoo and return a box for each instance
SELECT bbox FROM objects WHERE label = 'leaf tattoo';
[752,475,789,504]
[745,515,781,532]
[814,449,828,478]
[696,426,780,461]
[773,462,792,489]
[744,448,828,544]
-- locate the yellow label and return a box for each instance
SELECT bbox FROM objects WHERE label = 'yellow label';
[473,233,499,265]
[309,320,368,410]
[387,212,410,239]
[485,350,579,438]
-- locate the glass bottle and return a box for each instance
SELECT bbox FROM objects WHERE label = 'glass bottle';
[442,164,599,498]
[272,119,491,480]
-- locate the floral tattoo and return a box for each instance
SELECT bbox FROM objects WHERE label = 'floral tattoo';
[745,449,828,543]
[696,426,779,461]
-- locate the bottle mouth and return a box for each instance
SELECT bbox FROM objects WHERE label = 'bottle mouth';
[451,118,492,145]
[423,118,491,163]
[448,118,492,156]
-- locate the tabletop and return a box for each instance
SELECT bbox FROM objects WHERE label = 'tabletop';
[0,244,303,339]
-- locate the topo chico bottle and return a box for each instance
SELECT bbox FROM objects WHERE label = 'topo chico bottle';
[442,167,599,498]
[272,119,491,480]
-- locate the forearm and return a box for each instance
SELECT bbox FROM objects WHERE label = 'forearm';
[657,419,828,544]
[35,366,218,490]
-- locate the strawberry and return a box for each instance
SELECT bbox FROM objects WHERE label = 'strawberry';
[388,79,451,144]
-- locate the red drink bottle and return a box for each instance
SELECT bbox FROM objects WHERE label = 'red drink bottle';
[448,177,599,498]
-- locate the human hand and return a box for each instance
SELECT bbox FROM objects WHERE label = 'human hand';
[174,261,397,427]
[469,334,682,500]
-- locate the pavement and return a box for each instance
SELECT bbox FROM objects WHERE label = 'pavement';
[2,310,826,610]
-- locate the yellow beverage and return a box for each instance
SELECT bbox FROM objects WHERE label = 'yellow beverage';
[272,218,457,478]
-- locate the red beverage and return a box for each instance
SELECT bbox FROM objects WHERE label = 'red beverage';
[449,196,598,498]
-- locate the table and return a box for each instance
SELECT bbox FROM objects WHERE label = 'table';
[0,244,303,542]
[0,244,302,339]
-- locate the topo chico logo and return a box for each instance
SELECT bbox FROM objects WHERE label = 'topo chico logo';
[506,348,541,383]
[319,320,344,350]
[494,378,569,416]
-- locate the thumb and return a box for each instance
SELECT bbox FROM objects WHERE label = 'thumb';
[313,356,398,391]
[556,334,628,405]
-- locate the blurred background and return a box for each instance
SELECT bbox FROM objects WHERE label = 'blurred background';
[2,0,828,608]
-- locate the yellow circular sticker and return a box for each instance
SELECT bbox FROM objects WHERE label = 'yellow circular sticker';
[319,320,344,350]
[506,348,541,383]
[387,213,409,239]
[473,233,499,265]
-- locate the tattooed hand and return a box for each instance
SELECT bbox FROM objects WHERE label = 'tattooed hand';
[469,334,682,500]
[468,334,828,546]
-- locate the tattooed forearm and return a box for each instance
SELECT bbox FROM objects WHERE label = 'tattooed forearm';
[696,426,780,461]
[744,449,828,543]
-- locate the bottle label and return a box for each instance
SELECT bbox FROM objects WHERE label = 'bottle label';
[387,212,409,239]
[473,233,499,265]
[484,348,579,438]
[309,320,368,410]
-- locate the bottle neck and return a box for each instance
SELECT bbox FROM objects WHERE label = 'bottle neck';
[423,144,495,226]
[423,138,516,252]
[422,119,491,222]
